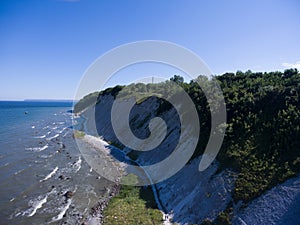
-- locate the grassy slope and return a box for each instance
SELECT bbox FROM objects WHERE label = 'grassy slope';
[103,185,163,225]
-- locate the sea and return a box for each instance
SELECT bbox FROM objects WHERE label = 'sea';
[0,101,112,225]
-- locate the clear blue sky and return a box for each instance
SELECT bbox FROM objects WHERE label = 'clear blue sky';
[1,0,299,100]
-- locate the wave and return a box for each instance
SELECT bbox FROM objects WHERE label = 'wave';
[43,125,50,130]
[14,168,25,175]
[52,126,58,130]
[17,189,56,218]
[33,135,46,139]
[0,162,9,168]
[46,134,59,141]
[51,199,72,222]
[26,144,48,152]
[73,156,82,173]
[62,130,69,137]
[39,154,53,159]
[58,127,67,134]
[40,167,58,182]
[27,195,48,217]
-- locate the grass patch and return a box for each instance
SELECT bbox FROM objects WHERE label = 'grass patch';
[103,185,163,225]
[73,130,85,139]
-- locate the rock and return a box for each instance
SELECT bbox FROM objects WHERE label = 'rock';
[57,142,66,149]
[59,175,66,180]
[64,191,74,199]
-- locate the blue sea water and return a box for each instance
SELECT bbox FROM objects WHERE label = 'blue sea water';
[0,101,110,224]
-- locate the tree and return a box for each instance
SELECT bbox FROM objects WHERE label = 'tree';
[170,75,184,84]
[283,68,298,78]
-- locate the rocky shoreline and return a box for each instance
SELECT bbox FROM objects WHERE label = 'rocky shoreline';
[74,133,126,225]
[83,183,120,225]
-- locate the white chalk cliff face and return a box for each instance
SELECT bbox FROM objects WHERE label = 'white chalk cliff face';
[233,175,300,225]
[83,94,300,224]
[155,158,235,224]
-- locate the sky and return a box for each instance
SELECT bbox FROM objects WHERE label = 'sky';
[0,0,300,100]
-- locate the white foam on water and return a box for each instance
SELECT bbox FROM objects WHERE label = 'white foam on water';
[43,125,50,130]
[33,135,46,139]
[40,167,58,182]
[46,134,59,141]
[10,198,15,202]
[26,144,49,152]
[39,154,53,159]
[58,127,67,134]
[14,212,21,217]
[27,195,48,217]
[31,126,35,129]
[50,199,72,222]
[14,168,25,175]
[73,156,82,173]
[1,162,9,167]
[17,189,56,218]
[52,126,58,130]
[62,130,69,137]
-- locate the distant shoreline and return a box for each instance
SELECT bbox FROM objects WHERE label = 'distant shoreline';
[0,99,75,102]
[24,99,76,102]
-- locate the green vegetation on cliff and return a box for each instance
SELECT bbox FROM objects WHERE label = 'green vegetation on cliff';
[76,68,300,223]
[103,185,163,225]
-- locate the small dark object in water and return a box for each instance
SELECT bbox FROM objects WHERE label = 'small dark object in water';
[64,191,73,199]
[24,111,29,115]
